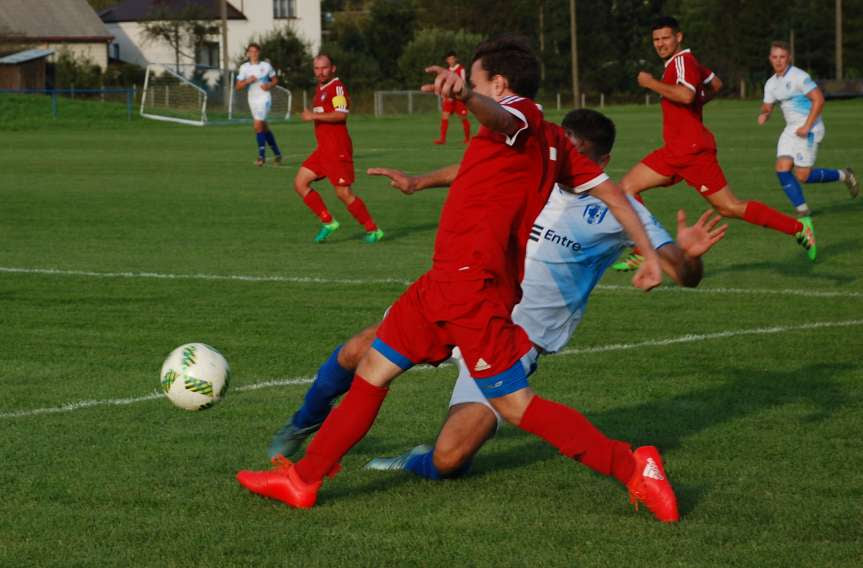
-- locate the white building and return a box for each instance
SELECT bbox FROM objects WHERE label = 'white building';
[100,0,321,70]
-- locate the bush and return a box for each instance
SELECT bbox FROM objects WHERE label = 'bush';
[51,49,102,89]
[398,28,484,89]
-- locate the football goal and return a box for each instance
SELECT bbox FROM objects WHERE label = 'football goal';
[140,65,293,126]
[374,90,440,117]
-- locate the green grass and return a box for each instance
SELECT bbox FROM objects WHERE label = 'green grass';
[1,96,862,567]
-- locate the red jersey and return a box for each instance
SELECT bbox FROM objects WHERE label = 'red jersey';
[660,49,716,155]
[312,77,352,156]
[432,96,547,286]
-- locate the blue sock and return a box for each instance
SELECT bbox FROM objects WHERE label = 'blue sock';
[404,449,473,480]
[291,345,353,428]
[805,168,840,183]
[777,171,806,207]
[264,130,281,156]
[255,132,266,160]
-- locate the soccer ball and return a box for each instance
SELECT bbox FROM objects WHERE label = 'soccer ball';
[160,343,230,411]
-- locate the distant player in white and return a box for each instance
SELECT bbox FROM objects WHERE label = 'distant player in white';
[236,43,282,166]
[266,110,727,483]
[758,40,858,218]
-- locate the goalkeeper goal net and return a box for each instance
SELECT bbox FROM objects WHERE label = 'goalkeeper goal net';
[373,90,440,117]
[140,64,293,126]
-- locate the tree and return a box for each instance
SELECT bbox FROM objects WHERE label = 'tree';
[140,4,219,72]
[365,0,417,83]
[245,25,316,90]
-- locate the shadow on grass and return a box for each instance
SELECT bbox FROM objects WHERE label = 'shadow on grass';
[709,238,858,283]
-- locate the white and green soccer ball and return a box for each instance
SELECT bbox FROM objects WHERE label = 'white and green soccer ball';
[160,343,230,411]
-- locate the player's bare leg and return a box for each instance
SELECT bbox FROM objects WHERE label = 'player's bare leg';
[365,402,497,476]
[295,166,339,242]
[334,184,383,243]
[435,110,452,144]
[613,163,674,271]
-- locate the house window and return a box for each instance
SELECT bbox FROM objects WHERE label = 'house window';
[196,41,220,68]
[273,0,297,19]
[110,43,120,60]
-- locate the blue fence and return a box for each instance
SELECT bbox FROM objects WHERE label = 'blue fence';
[0,87,135,120]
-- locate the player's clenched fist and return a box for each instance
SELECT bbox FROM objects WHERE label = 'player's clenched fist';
[631,255,662,292]
[422,65,470,101]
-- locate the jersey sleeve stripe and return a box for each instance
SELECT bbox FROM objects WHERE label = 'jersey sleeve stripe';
[676,57,696,92]
[501,105,529,146]
[703,72,715,84]
[571,173,609,193]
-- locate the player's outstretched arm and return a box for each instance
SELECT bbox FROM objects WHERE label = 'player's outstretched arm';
[422,65,521,137]
[367,164,459,194]
[658,209,728,287]
[590,180,662,291]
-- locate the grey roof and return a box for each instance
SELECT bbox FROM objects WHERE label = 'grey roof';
[0,48,54,64]
[0,0,112,42]
[100,0,246,23]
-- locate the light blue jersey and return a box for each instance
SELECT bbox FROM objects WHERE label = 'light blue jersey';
[512,186,672,352]
[763,65,822,131]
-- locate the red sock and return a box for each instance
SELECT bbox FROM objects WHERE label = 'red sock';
[461,118,471,141]
[295,376,388,484]
[346,197,377,231]
[302,190,332,223]
[439,119,449,141]
[743,201,802,235]
[518,396,635,485]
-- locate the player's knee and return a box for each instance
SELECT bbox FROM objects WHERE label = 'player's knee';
[334,187,354,203]
[794,169,810,183]
[432,444,472,475]
[340,328,376,369]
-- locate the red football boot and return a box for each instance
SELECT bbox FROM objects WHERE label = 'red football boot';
[236,456,323,509]
[626,446,679,523]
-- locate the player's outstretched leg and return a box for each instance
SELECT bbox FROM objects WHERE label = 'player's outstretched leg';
[842,168,860,198]
[336,187,383,244]
[626,446,679,521]
[803,167,859,198]
[295,167,340,243]
[269,325,379,459]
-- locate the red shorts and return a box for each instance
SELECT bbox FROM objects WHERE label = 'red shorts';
[302,147,355,187]
[442,98,468,117]
[641,146,727,196]
[375,272,532,379]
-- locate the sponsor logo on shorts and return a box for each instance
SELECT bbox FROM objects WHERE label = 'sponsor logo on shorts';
[474,358,491,372]
[699,185,709,193]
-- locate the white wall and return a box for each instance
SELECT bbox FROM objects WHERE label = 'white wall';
[42,42,110,69]
[107,1,321,70]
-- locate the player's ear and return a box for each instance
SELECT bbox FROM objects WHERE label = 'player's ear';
[491,74,507,96]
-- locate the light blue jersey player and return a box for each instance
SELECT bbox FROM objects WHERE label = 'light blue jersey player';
[267,110,727,487]
[758,40,858,217]
[235,43,282,166]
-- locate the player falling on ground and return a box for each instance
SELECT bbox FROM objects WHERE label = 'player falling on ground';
[267,110,726,511]
[614,16,817,269]
[236,36,680,522]
[235,43,282,167]
[294,54,383,244]
[758,40,858,218]
[434,51,472,145]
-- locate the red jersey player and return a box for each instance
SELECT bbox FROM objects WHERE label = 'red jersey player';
[433,51,472,145]
[294,54,383,244]
[237,36,678,522]
[618,16,816,265]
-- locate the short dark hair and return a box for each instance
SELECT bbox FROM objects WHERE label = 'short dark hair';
[770,40,791,53]
[315,52,334,65]
[471,34,540,99]
[561,108,616,159]
[247,42,262,51]
[652,16,680,33]
[445,50,457,58]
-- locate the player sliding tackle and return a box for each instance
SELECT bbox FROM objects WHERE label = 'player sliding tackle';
[266,109,727,513]
[237,36,679,521]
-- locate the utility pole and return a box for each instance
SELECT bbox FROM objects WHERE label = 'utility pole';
[221,0,229,112]
[836,0,843,79]
[570,0,579,108]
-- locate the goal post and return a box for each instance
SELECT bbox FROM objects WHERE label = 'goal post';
[374,90,440,117]
[140,64,208,126]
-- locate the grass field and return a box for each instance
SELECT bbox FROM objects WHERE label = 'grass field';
[1,96,862,567]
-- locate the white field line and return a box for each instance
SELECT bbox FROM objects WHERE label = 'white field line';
[2,266,862,299]
[2,318,861,420]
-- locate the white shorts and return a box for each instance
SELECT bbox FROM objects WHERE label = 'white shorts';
[249,97,271,121]
[448,347,541,426]
[777,125,825,168]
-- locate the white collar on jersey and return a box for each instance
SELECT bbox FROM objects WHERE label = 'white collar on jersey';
[320,77,340,89]
[664,48,691,67]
